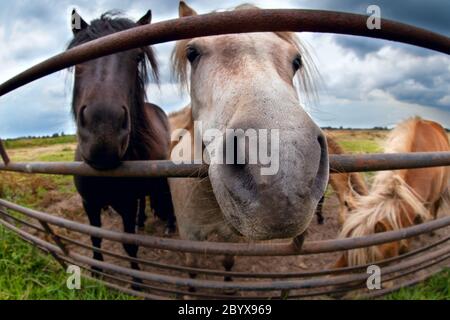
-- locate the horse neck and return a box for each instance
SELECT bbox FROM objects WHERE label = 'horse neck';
[125,92,155,160]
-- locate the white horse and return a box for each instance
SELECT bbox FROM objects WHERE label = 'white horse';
[169,2,329,280]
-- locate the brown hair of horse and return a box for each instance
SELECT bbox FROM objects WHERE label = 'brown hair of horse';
[335,117,450,268]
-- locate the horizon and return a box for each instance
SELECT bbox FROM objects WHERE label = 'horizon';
[9,124,450,141]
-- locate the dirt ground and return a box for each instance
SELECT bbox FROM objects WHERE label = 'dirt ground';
[34,188,448,299]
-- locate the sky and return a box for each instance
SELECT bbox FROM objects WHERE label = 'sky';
[0,0,449,138]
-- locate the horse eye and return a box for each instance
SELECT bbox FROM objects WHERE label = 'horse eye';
[293,55,302,72]
[186,46,201,63]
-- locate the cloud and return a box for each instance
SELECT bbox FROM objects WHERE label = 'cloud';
[317,0,449,36]
[0,0,449,138]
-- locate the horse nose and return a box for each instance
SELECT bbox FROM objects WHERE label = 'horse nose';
[120,106,130,132]
[77,104,131,169]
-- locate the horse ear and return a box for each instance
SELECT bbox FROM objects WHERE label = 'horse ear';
[137,10,152,25]
[71,9,89,35]
[179,1,197,17]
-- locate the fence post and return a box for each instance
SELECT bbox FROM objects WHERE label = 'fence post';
[0,139,10,165]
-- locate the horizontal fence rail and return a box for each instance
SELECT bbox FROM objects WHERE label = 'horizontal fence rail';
[1,152,450,177]
[0,214,448,294]
[1,198,449,256]
[0,9,449,97]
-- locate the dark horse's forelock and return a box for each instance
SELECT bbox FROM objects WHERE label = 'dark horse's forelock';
[68,12,160,159]
[68,12,159,77]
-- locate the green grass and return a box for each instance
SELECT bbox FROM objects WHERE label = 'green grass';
[0,130,449,300]
[386,269,450,300]
[340,139,383,154]
[0,226,135,300]
[4,135,77,150]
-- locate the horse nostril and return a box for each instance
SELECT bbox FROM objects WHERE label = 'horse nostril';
[317,134,326,152]
[78,105,87,128]
[311,132,330,199]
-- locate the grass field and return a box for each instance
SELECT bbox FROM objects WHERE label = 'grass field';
[0,136,133,300]
[4,135,77,150]
[0,132,448,300]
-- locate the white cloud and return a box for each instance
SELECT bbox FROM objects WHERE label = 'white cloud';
[0,1,450,138]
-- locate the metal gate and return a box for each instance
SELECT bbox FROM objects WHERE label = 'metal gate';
[0,9,449,299]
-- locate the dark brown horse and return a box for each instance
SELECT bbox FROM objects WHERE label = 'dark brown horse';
[69,10,175,286]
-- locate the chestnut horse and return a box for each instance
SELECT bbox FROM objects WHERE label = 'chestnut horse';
[315,134,368,225]
[335,117,450,267]
[169,2,329,285]
[69,11,175,285]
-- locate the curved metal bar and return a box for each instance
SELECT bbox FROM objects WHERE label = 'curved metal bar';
[0,161,206,178]
[1,152,450,177]
[3,207,448,281]
[31,237,450,291]
[358,265,449,299]
[0,7,448,299]
[1,198,449,257]
[330,152,450,173]
[2,214,448,298]
[0,9,449,97]
[58,226,450,279]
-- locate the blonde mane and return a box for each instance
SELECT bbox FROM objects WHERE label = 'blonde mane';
[382,116,420,154]
[171,4,319,100]
[339,117,432,266]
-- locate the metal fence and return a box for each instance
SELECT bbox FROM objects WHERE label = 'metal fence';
[0,9,449,300]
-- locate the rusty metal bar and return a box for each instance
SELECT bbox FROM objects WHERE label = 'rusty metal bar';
[1,152,450,177]
[0,209,46,233]
[290,259,450,300]
[50,244,450,292]
[0,8,447,299]
[2,215,448,298]
[1,198,449,257]
[0,160,206,178]
[59,232,450,278]
[75,263,265,300]
[359,265,449,300]
[0,9,449,98]
[33,234,450,291]
[5,205,448,280]
[330,152,450,173]
[38,221,69,255]
[384,256,449,284]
